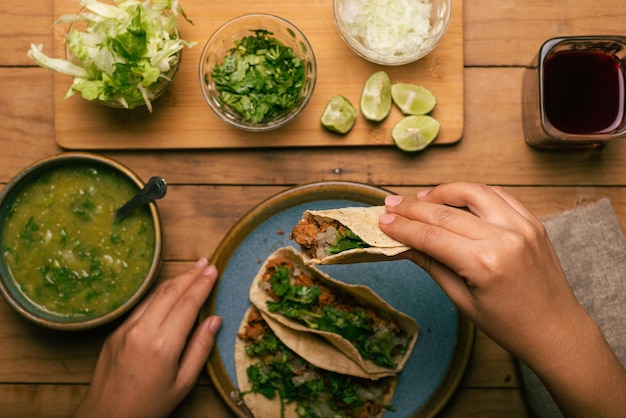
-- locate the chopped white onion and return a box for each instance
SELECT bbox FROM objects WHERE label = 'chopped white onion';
[339,0,433,58]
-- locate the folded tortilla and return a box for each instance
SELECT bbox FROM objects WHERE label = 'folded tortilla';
[290,205,411,265]
[249,246,419,378]
[235,305,398,418]
[235,306,298,418]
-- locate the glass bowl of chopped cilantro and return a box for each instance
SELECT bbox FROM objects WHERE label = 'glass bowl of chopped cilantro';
[199,14,317,131]
[333,0,451,66]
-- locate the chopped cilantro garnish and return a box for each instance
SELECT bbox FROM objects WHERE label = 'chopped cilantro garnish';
[211,29,307,123]
[264,264,410,369]
[241,318,395,417]
[328,227,370,254]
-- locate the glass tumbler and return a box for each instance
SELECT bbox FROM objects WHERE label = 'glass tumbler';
[522,36,626,149]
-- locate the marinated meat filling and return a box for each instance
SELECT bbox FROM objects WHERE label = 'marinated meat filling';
[290,218,369,260]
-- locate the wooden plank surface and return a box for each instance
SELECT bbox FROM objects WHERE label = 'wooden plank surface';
[5,0,626,416]
[6,67,626,189]
[0,384,531,418]
[464,0,626,66]
[51,0,464,149]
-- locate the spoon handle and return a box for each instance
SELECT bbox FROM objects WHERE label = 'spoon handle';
[115,176,167,220]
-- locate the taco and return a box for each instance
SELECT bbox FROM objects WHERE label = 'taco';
[289,205,410,265]
[235,305,398,418]
[257,310,386,379]
[249,246,418,377]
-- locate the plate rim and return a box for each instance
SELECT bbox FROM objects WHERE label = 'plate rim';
[201,180,475,418]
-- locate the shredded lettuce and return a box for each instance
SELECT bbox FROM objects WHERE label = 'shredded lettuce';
[27,0,196,112]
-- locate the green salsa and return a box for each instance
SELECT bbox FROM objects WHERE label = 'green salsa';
[1,165,156,319]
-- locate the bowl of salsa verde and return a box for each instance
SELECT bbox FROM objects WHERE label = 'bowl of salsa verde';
[0,152,163,331]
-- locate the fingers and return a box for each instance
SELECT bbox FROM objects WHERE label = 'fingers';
[416,183,502,218]
[139,259,215,329]
[161,262,220,389]
[417,182,542,230]
[383,194,484,240]
[379,184,542,293]
[380,196,488,269]
[177,315,222,390]
[490,186,542,225]
[122,289,158,326]
[118,259,219,347]
[161,263,218,345]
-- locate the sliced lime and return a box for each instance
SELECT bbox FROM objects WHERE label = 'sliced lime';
[392,115,440,152]
[321,95,357,134]
[391,83,437,115]
[360,71,392,122]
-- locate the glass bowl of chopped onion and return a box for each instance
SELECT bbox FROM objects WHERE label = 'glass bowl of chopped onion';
[333,0,452,66]
[199,14,317,132]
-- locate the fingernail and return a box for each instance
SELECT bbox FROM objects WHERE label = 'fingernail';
[379,213,396,225]
[417,189,431,199]
[195,257,208,268]
[202,264,217,277]
[209,316,222,333]
[385,194,403,207]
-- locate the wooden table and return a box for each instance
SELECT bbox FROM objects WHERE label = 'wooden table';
[3,1,626,416]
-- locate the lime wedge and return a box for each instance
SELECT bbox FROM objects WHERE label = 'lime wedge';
[360,71,392,122]
[391,83,437,115]
[321,95,357,134]
[392,115,440,152]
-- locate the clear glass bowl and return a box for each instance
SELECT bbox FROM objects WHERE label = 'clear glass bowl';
[199,14,317,132]
[333,0,452,66]
[65,17,182,110]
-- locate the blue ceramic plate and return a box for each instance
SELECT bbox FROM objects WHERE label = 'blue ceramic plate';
[201,181,475,418]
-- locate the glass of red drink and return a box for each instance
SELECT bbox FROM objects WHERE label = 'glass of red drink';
[522,36,626,149]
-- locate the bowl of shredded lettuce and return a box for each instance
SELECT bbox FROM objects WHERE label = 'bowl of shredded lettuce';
[27,0,196,112]
[334,0,451,66]
[199,14,317,132]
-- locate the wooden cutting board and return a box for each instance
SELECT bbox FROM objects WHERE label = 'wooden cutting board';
[52,0,464,149]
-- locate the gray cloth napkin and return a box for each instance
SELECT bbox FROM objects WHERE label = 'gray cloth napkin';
[520,198,626,417]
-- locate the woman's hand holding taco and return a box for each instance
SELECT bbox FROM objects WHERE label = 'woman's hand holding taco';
[378,182,626,418]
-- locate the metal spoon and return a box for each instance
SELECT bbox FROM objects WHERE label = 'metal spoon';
[115,176,167,220]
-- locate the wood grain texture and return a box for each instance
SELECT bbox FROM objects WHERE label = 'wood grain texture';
[51,0,464,149]
[7,67,626,188]
[0,384,532,418]
[4,0,626,416]
[464,0,626,66]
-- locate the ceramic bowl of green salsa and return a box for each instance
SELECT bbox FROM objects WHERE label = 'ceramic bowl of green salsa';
[0,153,163,331]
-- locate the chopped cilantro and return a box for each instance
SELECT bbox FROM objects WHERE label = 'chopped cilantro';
[211,29,307,123]
[264,264,410,369]
[328,227,370,254]
[241,318,395,417]
[19,216,40,245]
